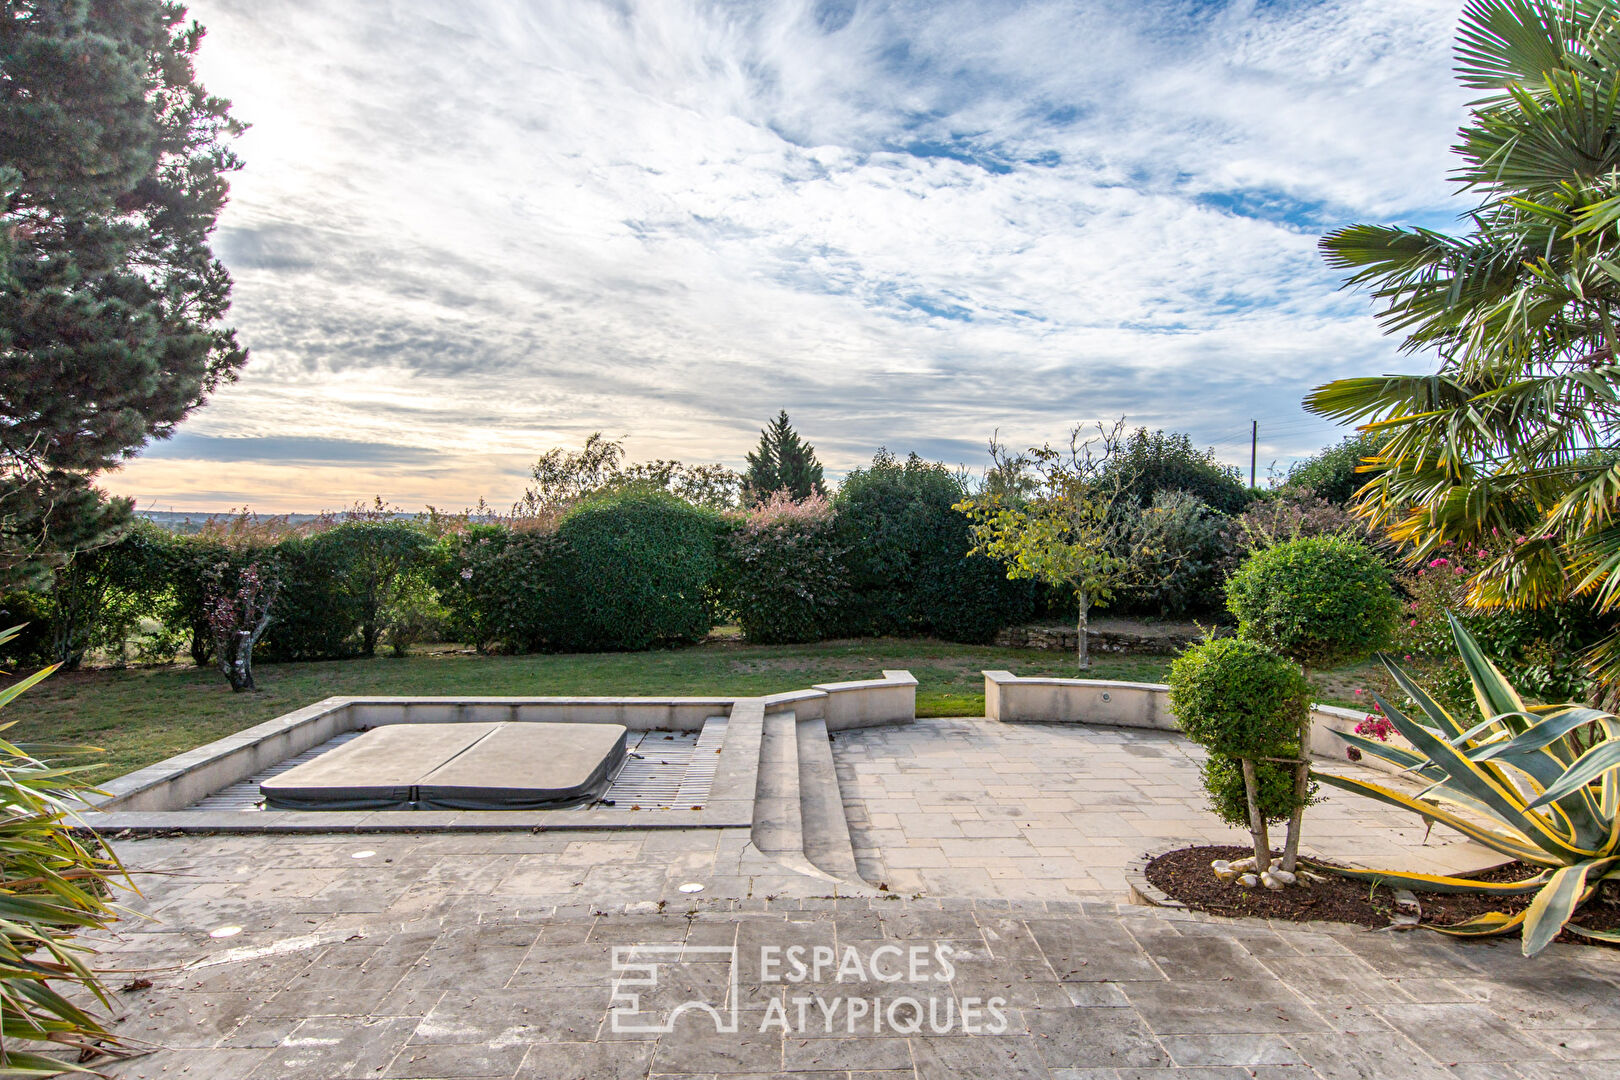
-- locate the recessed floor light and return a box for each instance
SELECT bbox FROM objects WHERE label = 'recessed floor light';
[351,850,376,859]
[209,925,243,939]
[678,882,704,893]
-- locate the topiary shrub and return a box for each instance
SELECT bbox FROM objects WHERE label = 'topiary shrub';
[1169,635,1314,874]
[1170,636,1312,758]
[550,488,719,651]
[716,492,846,644]
[1198,754,1302,829]
[1224,534,1400,669]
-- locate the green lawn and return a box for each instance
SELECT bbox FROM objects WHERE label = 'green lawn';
[2,637,1170,780]
[3,635,1381,782]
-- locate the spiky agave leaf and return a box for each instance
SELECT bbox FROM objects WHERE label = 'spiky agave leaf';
[1319,620,1620,953]
[0,625,133,1071]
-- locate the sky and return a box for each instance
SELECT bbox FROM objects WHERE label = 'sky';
[106,0,1475,514]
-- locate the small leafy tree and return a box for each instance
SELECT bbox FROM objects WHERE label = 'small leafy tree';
[313,522,434,656]
[515,433,742,516]
[1225,535,1401,870]
[203,561,279,691]
[744,411,825,503]
[1170,636,1314,874]
[957,420,1149,669]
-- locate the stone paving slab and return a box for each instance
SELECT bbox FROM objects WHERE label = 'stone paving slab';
[833,719,1503,899]
[70,828,1620,1080]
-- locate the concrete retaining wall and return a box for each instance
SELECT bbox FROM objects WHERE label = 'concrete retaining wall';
[983,670,1405,771]
[762,670,918,731]
[86,672,919,815]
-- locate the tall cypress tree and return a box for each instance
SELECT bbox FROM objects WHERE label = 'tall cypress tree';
[1,1,246,584]
[744,411,824,503]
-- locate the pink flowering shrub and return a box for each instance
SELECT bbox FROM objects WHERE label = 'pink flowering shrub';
[717,492,848,643]
[1397,538,1600,713]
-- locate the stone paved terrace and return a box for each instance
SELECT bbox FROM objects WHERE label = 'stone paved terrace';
[833,719,1502,898]
[78,716,1620,1079]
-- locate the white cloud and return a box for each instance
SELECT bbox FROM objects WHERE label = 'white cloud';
[107,0,1472,511]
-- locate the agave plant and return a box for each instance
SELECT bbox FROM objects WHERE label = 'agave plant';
[0,626,132,1074]
[1315,614,1618,956]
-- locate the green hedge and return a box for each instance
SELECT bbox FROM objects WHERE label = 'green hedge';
[550,488,720,651]
[834,452,1031,643]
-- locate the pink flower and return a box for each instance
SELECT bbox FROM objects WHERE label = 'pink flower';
[1353,688,1364,695]
[1409,619,1417,626]
[1428,557,1448,567]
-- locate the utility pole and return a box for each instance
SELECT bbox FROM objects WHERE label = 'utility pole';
[1250,420,1258,488]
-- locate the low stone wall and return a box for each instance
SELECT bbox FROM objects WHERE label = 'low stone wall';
[983,670,1406,772]
[83,671,919,818]
[763,670,917,732]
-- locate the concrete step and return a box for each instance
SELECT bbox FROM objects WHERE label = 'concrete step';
[750,710,804,857]
[795,715,861,881]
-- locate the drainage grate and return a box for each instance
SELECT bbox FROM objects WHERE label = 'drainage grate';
[186,718,728,813]
[190,730,365,811]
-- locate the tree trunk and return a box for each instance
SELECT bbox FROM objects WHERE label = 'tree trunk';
[1281,709,1312,873]
[1240,758,1271,873]
[1076,590,1090,670]
[221,629,257,692]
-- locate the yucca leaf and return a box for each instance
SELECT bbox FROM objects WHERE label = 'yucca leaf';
[1328,729,1435,772]
[1471,705,1612,760]
[1566,921,1620,943]
[1313,770,1553,863]
[1303,861,1551,895]
[1429,908,1529,937]
[1449,612,1530,724]
[1520,859,1608,955]
[1527,739,1620,808]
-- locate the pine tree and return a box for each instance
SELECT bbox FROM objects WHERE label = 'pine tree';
[744,411,824,503]
[1,1,247,585]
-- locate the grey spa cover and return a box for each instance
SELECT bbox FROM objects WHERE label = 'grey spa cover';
[416,722,628,810]
[260,722,626,811]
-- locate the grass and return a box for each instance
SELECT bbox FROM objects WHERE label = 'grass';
[2,634,1384,782]
[3,636,1175,780]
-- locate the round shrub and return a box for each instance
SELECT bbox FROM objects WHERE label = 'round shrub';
[551,488,719,651]
[1224,534,1399,668]
[1199,754,1311,828]
[717,493,846,644]
[1169,636,1311,758]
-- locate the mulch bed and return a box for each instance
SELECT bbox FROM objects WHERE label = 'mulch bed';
[1145,845,1620,945]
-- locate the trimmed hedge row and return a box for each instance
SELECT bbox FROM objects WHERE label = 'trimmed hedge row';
[2,475,1031,666]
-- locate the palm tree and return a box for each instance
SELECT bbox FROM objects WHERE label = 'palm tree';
[1307,0,1620,689]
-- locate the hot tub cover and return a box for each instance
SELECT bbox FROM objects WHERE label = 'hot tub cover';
[260,721,627,811]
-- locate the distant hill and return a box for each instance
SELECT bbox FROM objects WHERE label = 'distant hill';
[137,510,328,534]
